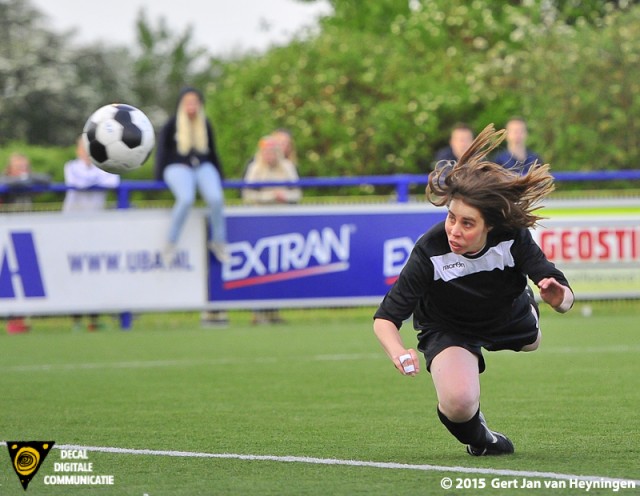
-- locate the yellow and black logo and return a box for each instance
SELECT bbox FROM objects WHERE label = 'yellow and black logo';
[6,441,55,491]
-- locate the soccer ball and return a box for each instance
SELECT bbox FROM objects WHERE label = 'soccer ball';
[82,103,155,174]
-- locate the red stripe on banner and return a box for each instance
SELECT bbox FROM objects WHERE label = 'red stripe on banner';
[223,262,349,290]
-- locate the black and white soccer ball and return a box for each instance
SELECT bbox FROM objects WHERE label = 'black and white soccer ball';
[82,103,155,174]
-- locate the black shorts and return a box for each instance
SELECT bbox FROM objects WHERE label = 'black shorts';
[417,289,540,374]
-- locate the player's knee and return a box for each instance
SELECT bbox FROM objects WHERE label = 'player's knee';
[439,391,479,422]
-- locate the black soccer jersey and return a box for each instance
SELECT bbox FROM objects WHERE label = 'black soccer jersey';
[374,221,571,334]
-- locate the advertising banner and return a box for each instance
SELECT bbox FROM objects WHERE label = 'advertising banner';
[208,204,445,308]
[2,206,637,317]
[530,216,640,299]
[0,210,207,316]
[209,207,640,308]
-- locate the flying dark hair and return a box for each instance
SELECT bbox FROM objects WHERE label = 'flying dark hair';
[426,124,555,230]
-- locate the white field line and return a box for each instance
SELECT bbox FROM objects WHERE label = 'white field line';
[2,345,639,373]
[1,442,636,486]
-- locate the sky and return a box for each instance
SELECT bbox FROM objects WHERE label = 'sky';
[31,0,333,57]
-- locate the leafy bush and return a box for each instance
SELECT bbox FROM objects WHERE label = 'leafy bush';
[208,1,640,178]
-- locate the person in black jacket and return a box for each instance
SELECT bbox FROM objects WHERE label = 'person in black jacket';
[374,124,574,457]
[493,117,543,174]
[155,87,228,263]
[430,122,474,170]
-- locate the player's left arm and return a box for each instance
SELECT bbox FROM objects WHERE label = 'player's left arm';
[515,228,574,313]
[537,277,574,313]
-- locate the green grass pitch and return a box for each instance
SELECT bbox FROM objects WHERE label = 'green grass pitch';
[0,302,638,495]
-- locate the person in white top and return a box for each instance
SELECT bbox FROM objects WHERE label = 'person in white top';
[62,137,120,331]
[63,136,120,213]
[242,135,302,205]
[241,135,302,325]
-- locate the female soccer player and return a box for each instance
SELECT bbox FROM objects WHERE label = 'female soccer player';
[373,124,574,456]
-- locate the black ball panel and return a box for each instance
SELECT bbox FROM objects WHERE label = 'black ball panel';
[121,122,143,148]
[86,121,98,142]
[114,104,136,112]
[113,108,133,126]
[114,108,143,148]
[89,140,108,163]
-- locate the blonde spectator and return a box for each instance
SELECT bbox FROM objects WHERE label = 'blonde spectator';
[242,136,301,205]
[155,87,228,264]
[271,128,298,165]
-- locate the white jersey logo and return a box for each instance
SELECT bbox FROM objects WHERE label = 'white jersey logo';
[431,240,515,282]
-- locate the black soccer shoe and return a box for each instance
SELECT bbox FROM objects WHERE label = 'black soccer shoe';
[466,412,515,456]
[466,431,514,456]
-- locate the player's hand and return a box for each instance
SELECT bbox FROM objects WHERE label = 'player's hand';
[393,350,420,377]
[537,277,565,308]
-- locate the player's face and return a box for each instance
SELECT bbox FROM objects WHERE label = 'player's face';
[445,198,490,255]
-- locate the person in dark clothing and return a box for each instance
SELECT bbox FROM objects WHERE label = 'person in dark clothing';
[493,117,543,174]
[155,87,228,263]
[1,153,50,333]
[431,122,475,170]
[1,153,50,209]
[374,124,574,456]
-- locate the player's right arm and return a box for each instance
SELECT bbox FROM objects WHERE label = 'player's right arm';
[373,318,420,376]
[373,240,432,376]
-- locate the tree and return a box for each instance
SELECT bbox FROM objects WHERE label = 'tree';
[0,1,221,147]
[313,0,412,34]
[210,1,524,177]
[131,10,222,124]
[484,4,640,170]
[0,0,135,146]
[209,0,640,180]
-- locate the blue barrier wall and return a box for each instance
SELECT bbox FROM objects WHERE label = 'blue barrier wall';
[2,170,640,208]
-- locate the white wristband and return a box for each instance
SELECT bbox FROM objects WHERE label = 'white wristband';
[556,286,574,313]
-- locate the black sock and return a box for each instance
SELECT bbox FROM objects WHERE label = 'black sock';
[437,407,490,447]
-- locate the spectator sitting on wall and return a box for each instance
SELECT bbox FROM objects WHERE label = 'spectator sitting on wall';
[155,86,228,264]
